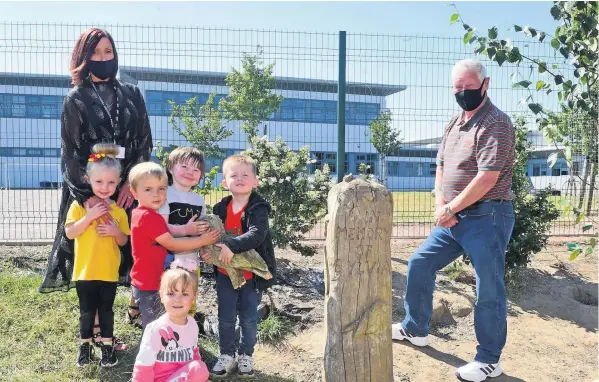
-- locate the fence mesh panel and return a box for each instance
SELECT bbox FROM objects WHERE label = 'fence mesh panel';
[0,23,595,243]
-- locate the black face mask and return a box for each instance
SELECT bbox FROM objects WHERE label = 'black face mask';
[454,79,486,111]
[88,58,118,81]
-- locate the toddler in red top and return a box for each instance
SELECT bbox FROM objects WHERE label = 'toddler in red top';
[128,162,220,330]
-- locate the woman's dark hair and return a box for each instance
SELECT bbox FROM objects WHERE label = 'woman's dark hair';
[70,28,118,85]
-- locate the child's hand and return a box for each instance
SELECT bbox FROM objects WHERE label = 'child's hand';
[184,215,209,236]
[96,221,122,237]
[199,230,220,246]
[84,201,109,222]
[86,196,112,224]
[199,248,212,264]
[216,244,233,266]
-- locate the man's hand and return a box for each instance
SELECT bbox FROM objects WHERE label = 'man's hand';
[216,244,233,266]
[434,204,457,227]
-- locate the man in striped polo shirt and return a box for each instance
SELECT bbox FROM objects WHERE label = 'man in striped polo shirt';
[392,59,516,382]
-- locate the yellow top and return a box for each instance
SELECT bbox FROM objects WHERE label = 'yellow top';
[66,200,131,282]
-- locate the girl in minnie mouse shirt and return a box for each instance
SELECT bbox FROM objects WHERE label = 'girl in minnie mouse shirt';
[133,260,209,382]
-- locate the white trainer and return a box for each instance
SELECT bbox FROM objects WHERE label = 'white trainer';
[210,354,237,378]
[391,323,429,347]
[238,354,255,378]
[455,361,502,382]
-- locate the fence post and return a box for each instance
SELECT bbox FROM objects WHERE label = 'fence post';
[337,31,347,183]
[323,175,394,382]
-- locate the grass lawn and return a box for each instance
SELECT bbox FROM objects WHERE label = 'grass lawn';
[0,260,294,381]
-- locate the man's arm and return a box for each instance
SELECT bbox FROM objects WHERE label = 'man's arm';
[447,171,500,214]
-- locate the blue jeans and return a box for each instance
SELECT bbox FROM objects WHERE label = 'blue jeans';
[402,200,515,364]
[216,272,260,357]
[132,286,163,331]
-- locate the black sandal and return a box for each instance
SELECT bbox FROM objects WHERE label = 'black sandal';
[92,325,102,347]
[126,305,142,329]
[113,336,129,352]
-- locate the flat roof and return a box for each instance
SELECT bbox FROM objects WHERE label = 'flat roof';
[120,66,406,96]
[0,67,407,97]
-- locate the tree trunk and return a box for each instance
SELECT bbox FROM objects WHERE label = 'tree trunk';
[577,158,591,209]
[323,175,393,382]
[381,155,387,186]
[586,161,597,216]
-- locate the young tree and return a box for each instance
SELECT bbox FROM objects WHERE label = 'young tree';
[367,109,402,186]
[223,50,283,142]
[156,94,234,198]
[220,50,331,256]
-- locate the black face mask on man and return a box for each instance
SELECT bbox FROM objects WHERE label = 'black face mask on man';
[454,78,487,111]
[88,58,118,81]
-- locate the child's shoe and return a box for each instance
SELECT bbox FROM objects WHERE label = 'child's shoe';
[99,342,118,368]
[76,341,93,368]
[210,354,237,378]
[238,354,255,378]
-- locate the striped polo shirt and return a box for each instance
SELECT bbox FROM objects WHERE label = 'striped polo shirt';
[436,99,515,202]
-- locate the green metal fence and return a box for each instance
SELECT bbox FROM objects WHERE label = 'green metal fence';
[0,23,596,243]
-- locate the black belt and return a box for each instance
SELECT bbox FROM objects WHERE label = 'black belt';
[472,199,511,206]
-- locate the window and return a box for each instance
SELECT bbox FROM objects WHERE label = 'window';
[406,163,424,177]
[0,93,63,119]
[356,153,377,175]
[532,164,541,176]
[12,95,26,117]
[12,148,27,156]
[429,163,437,176]
[42,96,61,118]
[26,95,43,118]
[27,148,42,156]
[387,161,401,177]
[311,152,346,174]
[44,148,59,157]
[147,90,224,116]
[0,94,12,117]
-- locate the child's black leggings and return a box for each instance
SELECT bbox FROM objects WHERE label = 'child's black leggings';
[75,280,117,339]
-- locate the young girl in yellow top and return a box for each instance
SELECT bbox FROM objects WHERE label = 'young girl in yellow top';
[64,143,130,368]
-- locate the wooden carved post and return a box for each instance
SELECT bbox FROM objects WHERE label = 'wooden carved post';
[323,175,394,382]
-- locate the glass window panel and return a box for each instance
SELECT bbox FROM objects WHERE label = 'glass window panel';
[12,95,26,117]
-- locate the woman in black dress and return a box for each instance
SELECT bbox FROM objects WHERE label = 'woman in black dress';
[39,28,152,347]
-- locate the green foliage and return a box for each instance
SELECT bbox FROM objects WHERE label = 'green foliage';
[223,49,283,141]
[243,136,331,256]
[367,109,402,185]
[444,260,465,280]
[169,94,233,160]
[257,311,294,345]
[505,117,560,269]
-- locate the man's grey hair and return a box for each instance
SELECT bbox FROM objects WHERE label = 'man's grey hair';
[452,59,487,82]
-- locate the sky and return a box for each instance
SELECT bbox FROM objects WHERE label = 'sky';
[0,1,558,38]
[0,1,564,141]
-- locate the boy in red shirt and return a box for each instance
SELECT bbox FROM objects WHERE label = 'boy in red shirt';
[201,155,276,379]
[128,162,220,330]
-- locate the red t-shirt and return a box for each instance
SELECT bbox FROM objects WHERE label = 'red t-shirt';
[218,202,253,280]
[130,206,170,290]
